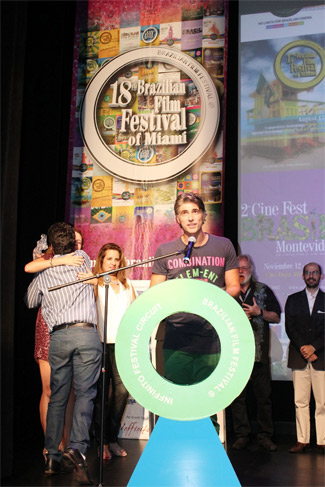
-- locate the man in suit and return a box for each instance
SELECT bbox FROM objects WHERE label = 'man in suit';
[285,262,325,454]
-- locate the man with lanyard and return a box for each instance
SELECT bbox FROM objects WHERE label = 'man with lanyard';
[230,254,281,451]
[26,222,102,484]
[150,192,239,412]
[285,262,324,454]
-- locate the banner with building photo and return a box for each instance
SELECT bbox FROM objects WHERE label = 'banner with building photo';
[66,0,228,278]
[239,2,325,379]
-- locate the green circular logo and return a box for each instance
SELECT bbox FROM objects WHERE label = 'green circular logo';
[115,279,255,420]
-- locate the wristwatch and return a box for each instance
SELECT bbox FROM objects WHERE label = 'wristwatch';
[259,308,264,317]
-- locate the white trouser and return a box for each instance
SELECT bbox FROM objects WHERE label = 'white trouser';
[292,363,325,445]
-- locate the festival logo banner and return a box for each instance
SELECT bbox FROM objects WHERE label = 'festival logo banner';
[67,0,227,278]
[239,3,325,379]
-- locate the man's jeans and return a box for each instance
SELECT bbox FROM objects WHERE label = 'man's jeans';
[45,326,102,460]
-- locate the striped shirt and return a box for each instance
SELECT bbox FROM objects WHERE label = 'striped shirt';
[26,250,97,332]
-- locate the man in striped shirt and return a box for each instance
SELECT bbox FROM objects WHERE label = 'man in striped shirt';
[26,222,101,484]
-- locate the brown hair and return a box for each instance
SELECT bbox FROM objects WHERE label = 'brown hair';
[93,243,129,289]
[174,192,207,217]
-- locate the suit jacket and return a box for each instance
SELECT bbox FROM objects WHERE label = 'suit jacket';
[285,289,324,370]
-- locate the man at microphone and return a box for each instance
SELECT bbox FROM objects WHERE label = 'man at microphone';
[150,192,239,400]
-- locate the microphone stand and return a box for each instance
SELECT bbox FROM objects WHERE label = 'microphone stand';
[48,250,183,292]
[48,249,184,486]
[98,274,110,487]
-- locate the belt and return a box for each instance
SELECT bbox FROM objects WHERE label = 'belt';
[52,322,96,333]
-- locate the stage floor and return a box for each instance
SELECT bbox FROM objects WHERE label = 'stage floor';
[2,435,324,487]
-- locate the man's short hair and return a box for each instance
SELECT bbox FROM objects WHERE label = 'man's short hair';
[174,192,206,216]
[47,222,75,255]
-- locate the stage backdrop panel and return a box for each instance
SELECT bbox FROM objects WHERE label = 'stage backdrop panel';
[66,0,229,278]
[238,1,325,379]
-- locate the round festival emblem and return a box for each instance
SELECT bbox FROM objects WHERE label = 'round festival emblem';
[121,191,131,200]
[87,59,98,73]
[87,36,95,48]
[103,116,115,130]
[136,146,155,163]
[80,178,91,190]
[79,163,88,173]
[100,32,112,44]
[120,149,132,160]
[80,46,219,183]
[142,27,159,44]
[115,280,255,420]
[92,179,105,191]
[274,40,325,90]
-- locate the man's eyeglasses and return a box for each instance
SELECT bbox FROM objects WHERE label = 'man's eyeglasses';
[304,270,320,276]
[238,266,251,272]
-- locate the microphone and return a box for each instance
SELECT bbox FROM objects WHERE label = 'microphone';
[183,236,196,263]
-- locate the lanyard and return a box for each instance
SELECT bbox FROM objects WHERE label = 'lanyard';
[239,287,251,304]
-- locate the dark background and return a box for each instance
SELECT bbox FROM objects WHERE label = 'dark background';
[3,0,319,479]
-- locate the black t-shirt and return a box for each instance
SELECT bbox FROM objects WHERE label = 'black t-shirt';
[152,234,237,354]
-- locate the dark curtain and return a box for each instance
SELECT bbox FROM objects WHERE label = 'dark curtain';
[1,1,28,478]
[1,1,77,478]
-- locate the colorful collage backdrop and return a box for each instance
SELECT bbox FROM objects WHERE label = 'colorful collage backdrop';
[67,0,228,278]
